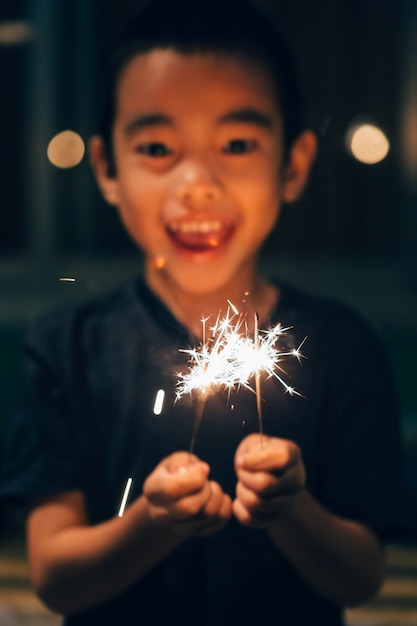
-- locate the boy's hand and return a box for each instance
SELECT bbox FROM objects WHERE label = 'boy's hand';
[143,452,232,536]
[233,433,306,528]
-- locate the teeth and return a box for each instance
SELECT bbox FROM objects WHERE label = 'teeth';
[169,220,222,234]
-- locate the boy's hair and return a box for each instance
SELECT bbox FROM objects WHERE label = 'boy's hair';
[98,0,307,172]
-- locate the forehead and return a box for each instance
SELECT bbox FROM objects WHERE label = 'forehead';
[114,48,282,122]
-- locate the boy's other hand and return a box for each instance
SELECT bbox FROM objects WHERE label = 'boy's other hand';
[143,452,232,536]
[233,433,306,528]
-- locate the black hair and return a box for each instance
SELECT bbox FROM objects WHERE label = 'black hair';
[98,0,307,172]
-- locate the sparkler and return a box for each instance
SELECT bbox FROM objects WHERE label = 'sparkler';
[177,310,240,454]
[176,306,305,450]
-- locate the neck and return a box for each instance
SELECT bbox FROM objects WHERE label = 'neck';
[145,266,279,339]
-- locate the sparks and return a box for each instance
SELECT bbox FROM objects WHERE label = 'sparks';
[177,315,304,399]
[176,306,305,449]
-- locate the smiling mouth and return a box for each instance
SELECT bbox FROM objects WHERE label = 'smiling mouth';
[166,219,234,252]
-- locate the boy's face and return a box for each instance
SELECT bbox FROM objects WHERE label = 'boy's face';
[92,49,314,298]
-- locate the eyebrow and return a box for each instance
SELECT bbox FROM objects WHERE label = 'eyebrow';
[123,114,173,136]
[218,108,274,129]
[122,107,274,137]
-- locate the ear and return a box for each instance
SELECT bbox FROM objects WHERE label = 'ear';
[89,136,120,206]
[281,130,317,203]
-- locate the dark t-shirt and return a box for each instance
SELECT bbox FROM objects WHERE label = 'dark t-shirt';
[0,278,411,625]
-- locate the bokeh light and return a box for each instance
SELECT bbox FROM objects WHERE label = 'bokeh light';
[346,122,390,164]
[47,130,85,169]
[0,21,34,46]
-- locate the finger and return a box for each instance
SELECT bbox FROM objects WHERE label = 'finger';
[201,482,233,519]
[173,493,233,536]
[164,452,209,474]
[172,480,213,518]
[147,480,212,525]
[236,480,293,514]
[237,461,305,496]
[235,468,280,496]
[236,439,300,473]
[233,495,290,528]
[232,498,253,526]
[144,463,210,505]
[235,480,261,510]
[199,481,223,517]
[234,433,266,459]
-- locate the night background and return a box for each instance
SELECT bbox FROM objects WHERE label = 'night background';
[0,0,416,623]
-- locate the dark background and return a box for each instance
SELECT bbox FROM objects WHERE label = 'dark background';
[0,0,416,526]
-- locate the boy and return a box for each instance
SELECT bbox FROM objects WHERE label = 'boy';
[1,0,411,624]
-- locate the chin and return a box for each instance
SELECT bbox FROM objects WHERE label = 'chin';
[147,244,252,300]
[173,273,231,297]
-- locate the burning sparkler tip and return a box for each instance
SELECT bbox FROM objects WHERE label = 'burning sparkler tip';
[176,309,305,446]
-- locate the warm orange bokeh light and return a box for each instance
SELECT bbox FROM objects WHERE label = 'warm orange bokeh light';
[47,130,85,169]
[346,123,390,164]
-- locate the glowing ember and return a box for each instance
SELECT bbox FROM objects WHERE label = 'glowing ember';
[118,477,133,517]
[153,389,166,415]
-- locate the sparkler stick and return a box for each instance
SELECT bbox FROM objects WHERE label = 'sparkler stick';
[253,312,263,439]
[177,308,240,454]
[189,391,207,455]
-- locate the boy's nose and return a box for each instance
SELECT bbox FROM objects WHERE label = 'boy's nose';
[175,161,221,210]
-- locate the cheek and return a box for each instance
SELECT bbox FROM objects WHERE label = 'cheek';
[249,187,281,246]
[259,167,283,222]
[116,205,144,247]
[244,154,282,201]
[115,191,153,244]
[241,174,281,222]
[116,173,159,220]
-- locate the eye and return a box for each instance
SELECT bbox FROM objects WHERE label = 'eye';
[137,143,172,157]
[223,139,257,155]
